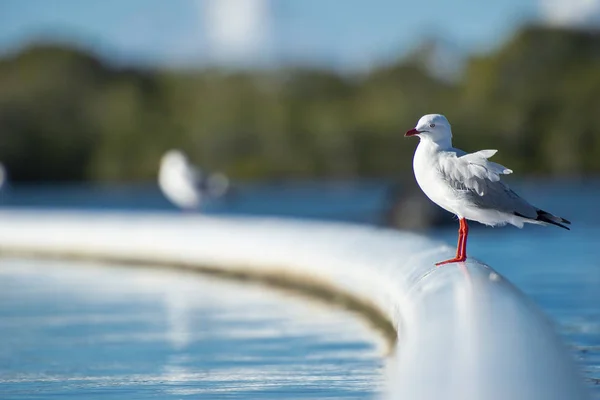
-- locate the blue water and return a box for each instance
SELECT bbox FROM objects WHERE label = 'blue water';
[0,181,392,224]
[0,179,598,397]
[0,261,384,399]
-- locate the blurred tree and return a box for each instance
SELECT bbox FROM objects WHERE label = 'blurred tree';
[459,26,600,174]
[0,45,106,181]
[0,26,599,182]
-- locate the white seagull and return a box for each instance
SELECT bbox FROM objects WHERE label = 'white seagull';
[405,114,570,266]
[158,150,229,211]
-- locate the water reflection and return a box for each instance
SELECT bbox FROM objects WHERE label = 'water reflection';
[0,260,384,399]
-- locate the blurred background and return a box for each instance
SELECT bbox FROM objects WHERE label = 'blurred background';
[0,0,599,213]
[0,0,599,397]
[0,0,599,226]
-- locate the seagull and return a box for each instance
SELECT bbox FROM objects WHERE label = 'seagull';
[405,114,570,266]
[158,150,229,211]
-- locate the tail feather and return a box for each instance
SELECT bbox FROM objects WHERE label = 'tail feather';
[515,209,571,230]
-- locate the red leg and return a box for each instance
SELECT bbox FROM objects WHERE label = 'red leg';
[460,219,469,259]
[454,225,463,258]
[435,218,468,266]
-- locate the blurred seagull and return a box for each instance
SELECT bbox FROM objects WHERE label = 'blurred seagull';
[158,150,229,211]
[405,114,570,266]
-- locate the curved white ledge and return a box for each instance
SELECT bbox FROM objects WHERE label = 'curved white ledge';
[0,209,589,400]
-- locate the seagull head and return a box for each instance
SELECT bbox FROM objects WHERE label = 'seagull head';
[405,114,452,145]
[161,150,187,168]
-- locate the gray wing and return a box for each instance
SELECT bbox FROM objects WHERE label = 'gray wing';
[188,166,208,191]
[439,148,538,218]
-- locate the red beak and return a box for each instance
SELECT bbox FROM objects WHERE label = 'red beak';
[404,128,420,137]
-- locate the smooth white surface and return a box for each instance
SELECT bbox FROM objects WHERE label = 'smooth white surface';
[0,210,589,400]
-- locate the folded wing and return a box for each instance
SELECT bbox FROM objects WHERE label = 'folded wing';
[440,149,512,196]
[437,148,571,228]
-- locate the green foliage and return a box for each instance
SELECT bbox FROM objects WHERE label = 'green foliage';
[1,26,599,182]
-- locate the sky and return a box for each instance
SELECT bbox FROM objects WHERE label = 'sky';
[0,0,598,71]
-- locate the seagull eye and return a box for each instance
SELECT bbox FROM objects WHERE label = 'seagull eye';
[429,123,436,128]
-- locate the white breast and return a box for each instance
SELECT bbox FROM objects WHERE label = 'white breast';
[412,142,458,216]
[158,163,202,210]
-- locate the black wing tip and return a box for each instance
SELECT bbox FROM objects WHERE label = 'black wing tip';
[514,210,571,230]
[537,210,571,230]
[560,217,572,225]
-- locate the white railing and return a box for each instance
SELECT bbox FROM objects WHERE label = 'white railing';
[0,210,589,400]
